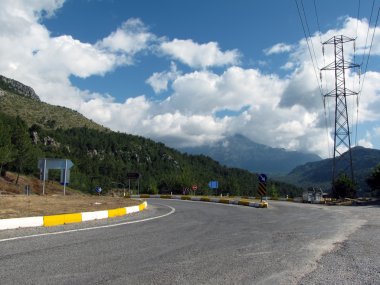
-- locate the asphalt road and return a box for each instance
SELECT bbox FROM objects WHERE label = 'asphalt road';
[0,199,378,284]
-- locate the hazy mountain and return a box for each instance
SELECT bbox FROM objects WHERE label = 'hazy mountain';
[180,134,321,175]
[280,146,380,194]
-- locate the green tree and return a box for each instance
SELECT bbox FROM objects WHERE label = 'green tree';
[366,164,380,197]
[332,174,357,199]
[268,184,279,199]
[0,118,15,175]
[11,117,37,184]
[0,144,15,176]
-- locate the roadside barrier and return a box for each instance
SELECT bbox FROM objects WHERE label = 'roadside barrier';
[126,195,268,209]
[0,200,147,230]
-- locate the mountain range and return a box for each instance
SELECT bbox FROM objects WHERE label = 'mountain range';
[1,74,379,196]
[180,134,321,175]
[0,74,301,197]
[279,146,380,194]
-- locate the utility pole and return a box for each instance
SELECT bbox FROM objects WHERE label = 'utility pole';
[321,35,359,194]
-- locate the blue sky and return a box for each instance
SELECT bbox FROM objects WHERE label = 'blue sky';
[1,0,380,158]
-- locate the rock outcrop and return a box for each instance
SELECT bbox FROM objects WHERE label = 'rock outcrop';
[0,75,40,101]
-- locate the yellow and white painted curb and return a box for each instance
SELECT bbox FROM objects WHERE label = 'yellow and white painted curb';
[0,201,147,230]
[127,195,268,208]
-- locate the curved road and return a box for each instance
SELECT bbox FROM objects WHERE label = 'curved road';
[0,199,378,284]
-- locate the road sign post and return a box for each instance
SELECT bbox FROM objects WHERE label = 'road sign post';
[208,180,219,195]
[191,184,198,195]
[127,172,140,194]
[258,173,267,201]
[95,186,102,196]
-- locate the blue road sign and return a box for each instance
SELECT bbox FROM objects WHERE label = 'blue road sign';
[208,180,219,189]
[258,174,267,183]
[95,186,102,194]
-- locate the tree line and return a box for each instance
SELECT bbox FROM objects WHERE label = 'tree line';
[4,112,379,197]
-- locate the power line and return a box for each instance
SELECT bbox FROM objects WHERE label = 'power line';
[355,0,361,40]
[353,0,362,147]
[359,6,380,98]
[300,0,320,73]
[313,0,322,39]
[360,0,376,67]
[294,0,324,97]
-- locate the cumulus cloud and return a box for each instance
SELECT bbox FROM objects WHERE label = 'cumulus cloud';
[357,131,374,148]
[160,39,240,69]
[1,1,380,159]
[160,66,284,116]
[79,95,152,134]
[0,1,154,105]
[264,43,293,55]
[146,62,181,94]
[97,18,156,57]
[141,112,229,147]
[375,127,380,136]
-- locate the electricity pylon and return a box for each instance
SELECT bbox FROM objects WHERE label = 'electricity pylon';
[321,35,359,193]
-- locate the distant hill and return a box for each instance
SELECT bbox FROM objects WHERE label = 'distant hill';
[180,134,321,175]
[0,75,107,131]
[280,146,380,195]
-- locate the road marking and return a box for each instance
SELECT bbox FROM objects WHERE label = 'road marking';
[0,204,175,243]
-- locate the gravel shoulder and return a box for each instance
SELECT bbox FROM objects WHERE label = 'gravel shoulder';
[298,204,380,284]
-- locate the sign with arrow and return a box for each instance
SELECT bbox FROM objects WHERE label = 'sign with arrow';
[258,173,267,198]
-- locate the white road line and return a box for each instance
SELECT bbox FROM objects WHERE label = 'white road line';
[0,204,175,243]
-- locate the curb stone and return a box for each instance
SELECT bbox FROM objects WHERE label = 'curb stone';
[127,195,268,208]
[0,201,147,230]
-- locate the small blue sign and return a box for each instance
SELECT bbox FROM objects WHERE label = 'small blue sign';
[95,186,102,194]
[258,174,267,183]
[208,180,219,189]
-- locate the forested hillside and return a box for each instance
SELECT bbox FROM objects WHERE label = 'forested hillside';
[0,112,301,197]
[281,146,380,196]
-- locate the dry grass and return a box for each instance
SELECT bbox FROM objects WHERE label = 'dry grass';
[0,196,140,219]
[0,172,140,219]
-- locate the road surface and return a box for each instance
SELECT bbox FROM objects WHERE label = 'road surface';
[0,199,378,284]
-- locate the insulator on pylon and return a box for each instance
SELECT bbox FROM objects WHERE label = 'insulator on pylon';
[322,46,325,56]
[320,71,322,81]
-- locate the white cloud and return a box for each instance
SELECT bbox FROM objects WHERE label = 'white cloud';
[36,35,123,78]
[357,131,374,148]
[281,62,295,70]
[264,43,293,55]
[375,127,380,136]
[146,62,181,94]
[141,112,229,147]
[160,39,240,69]
[79,96,151,135]
[164,66,284,116]
[0,2,153,106]
[1,1,380,159]
[97,18,155,57]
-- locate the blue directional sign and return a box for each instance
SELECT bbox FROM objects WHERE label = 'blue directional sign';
[95,186,102,194]
[258,173,267,183]
[208,180,219,189]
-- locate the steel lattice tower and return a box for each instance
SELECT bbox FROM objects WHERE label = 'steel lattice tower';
[321,35,359,192]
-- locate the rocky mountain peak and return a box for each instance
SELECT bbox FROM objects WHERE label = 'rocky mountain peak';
[0,75,40,101]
